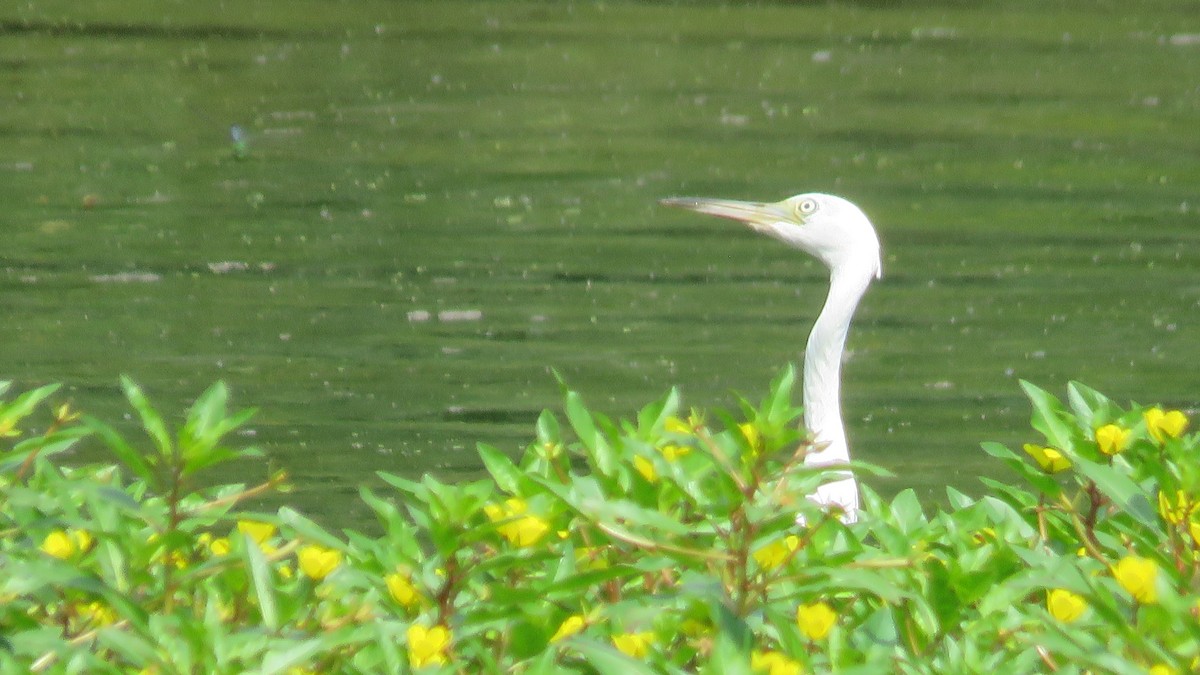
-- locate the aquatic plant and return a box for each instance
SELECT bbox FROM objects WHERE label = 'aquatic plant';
[0,370,1196,672]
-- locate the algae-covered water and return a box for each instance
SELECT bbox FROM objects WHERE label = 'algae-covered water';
[3,1,1198,526]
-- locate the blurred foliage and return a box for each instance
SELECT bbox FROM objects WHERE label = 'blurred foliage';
[0,371,1196,672]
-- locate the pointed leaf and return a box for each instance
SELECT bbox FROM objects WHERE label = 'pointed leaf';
[86,417,158,487]
[565,390,598,451]
[244,534,279,630]
[1020,380,1076,452]
[277,507,342,549]
[120,376,173,458]
[479,443,524,494]
[563,638,659,675]
[1072,459,1158,527]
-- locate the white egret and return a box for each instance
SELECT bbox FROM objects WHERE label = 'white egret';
[660,193,882,523]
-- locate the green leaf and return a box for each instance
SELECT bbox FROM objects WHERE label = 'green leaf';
[244,534,279,630]
[1020,380,1076,453]
[377,470,424,498]
[0,383,60,422]
[4,426,91,471]
[565,390,598,451]
[945,486,976,510]
[1067,380,1115,429]
[532,474,690,537]
[859,605,901,647]
[258,639,328,675]
[86,416,158,487]
[889,489,928,534]
[710,600,753,652]
[1072,459,1158,527]
[277,508,342,549]
[763,363,798,427]
[184,380,230,442]
[508,619,549,660]
[636,387,680,438]
[120,376,173,458]
[980,442,1062,497]
[96,627,159,666]
[563,638,659,675]
[824,567,913,604]
[479,443,524,495]
[536,409,561,445]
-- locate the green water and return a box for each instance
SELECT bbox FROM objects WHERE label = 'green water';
[4,1,1198,527]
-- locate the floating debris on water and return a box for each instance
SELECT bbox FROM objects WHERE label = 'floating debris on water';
[208,261,250,274]
[90,272,161,283]
[207,261,276,274]
[438,309,482,322]
[407,309,483,322]
[1166,33,1200,46]
[911,26,958,40]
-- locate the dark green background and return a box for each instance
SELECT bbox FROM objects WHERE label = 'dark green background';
[3,1,1197,526]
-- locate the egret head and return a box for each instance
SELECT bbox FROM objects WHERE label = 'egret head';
[660,192,881,280]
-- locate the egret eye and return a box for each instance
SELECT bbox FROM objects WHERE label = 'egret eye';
[796,198,818,217]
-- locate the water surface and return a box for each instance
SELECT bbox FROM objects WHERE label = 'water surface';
[3,1,1199,527]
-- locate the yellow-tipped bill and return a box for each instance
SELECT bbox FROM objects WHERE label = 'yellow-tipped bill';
[659,197,793,229]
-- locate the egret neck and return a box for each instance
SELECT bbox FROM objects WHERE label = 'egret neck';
[801,258,876,521]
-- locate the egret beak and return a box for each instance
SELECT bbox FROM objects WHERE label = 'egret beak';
[659,197,794,232]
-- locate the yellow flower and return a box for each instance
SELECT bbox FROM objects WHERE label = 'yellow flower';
[0,416,18,437]
[739,423,764,453]
[1158,490,1198,525]
[796,602,837,640]
[511,515,550,546]
[1145,408,1188,443]
[574,546,609,571]
[78,601,116,626]
[385,571,423,608]
[1094,424,1130,456]
[971,528,997,546]
[751,650,803,675]
[407,624,451,668]
[753,535,800,570]
[665,416,693,435]
[550,615,586,643]
[611,631,654,658]
[1148,665,1176,675]
[1046,589,1087,623]
[1023,444,1071,473]
[1189,520,1200,546]
[634,455,657,482]
[237,520,276,545]
[297,544,342,581]
[1113,556,1159,604]
[659,444,691,461]
[209,537,231,556]
[72,529,93,552]
[483,502,505,521]
[41,529,91,559]
[484,498,551,547]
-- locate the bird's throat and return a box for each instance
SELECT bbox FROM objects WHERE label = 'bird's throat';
[802,266,873,468]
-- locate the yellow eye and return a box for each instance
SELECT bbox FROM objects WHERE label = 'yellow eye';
[796,198,818,216]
